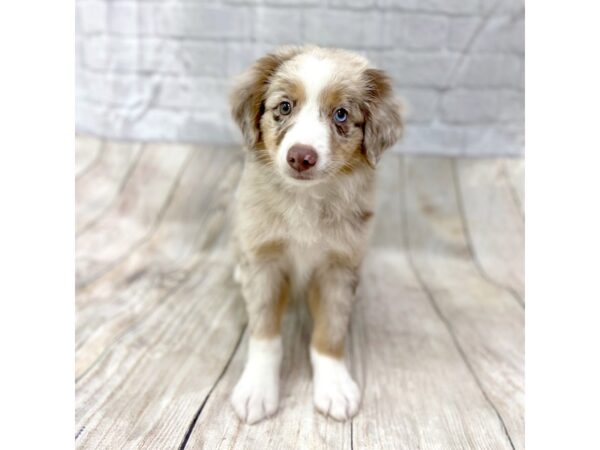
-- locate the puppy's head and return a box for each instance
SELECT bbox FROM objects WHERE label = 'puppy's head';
[231,46,403,183]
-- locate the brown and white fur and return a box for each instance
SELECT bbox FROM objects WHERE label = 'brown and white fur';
[229,46,403,423]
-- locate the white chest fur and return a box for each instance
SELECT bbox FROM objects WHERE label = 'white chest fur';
[235,161,374,290]
[280,190,332,289]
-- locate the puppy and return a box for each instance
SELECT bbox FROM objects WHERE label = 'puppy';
[229,46,403,423]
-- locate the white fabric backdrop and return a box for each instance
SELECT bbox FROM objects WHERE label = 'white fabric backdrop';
[75,0,524,155]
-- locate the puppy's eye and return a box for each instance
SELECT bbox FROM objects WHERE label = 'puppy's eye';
[279,101,292,116]
[334,108,348,123]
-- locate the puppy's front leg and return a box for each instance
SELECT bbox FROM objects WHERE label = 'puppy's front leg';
[308,258,361,421]
[231,256,288,424]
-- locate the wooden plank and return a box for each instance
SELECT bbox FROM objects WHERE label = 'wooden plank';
[75,135,103,178]
[184,155,516,449]
[75,147,242,379]
[455,158,524,302]
[75,145,248,449]
[75,253,246,450]
[350,155,514,450]
[502,158,524,216]
[403,156,524,450]
[75,143,192,289]
[75,142,524,448]
[76,141,143,234]
[186,284,359,450]
[184,303,352,449]
[76,146,244,449]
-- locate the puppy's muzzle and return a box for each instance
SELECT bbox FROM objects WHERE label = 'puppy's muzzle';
[287,144,318,173]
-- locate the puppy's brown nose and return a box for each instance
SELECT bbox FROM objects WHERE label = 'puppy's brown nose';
[287,145,318,172]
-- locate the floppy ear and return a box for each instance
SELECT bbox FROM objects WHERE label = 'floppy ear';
[362,68,404,168]
[230,47,302,150]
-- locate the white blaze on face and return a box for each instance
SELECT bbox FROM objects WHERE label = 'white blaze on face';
[277,54,335,176]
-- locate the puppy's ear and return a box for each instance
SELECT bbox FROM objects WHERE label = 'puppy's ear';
[230,47,301,149]
[362,68,404,168]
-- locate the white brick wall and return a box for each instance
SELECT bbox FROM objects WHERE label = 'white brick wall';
[75,0,524,156]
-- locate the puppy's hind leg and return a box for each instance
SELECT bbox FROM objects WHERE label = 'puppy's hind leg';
[308,258,361,421]
[231,256,289,424]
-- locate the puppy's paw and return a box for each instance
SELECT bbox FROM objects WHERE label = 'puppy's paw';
[231,372,279,424]
[313,372,360,421]
[230,338,282,424]
[311,351,361,421]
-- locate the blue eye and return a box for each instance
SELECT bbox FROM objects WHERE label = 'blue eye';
[334,108,348,123]
[279,101,292,115]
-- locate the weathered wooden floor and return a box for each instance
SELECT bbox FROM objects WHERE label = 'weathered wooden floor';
[75,135,524,450]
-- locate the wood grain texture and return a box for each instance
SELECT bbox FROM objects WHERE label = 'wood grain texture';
[76,254,246,450]
[351,156,514,450]
[403,156,524,449]
[455,158,525,302]
[75,135,103,178]
[75,149,242,379]
[184,305,351,450]
[76,145,246,449]
[502,158,525,216]
[75,143,192,289]
[75,138,524,450]
[76,141,143,234]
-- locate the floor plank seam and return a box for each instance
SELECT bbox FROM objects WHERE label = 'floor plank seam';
[77,152,240,383]
[75,141,105,181]
[403,224,517,450]
[76,148,194,291]
[77,341,154,444]
[416,274,517,450]
[178,324,247,450]
[501,163,525,220]
[75,426,85,441]
[75,140,524,448]
[77,144,146,237]
[401,156,517,450]
[188,152,241,252]
[76,265,230,443]
[450,159,525,309]
[75,258,201,384]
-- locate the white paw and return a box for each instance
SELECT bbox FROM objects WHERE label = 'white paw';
[311,350,361,421]
[230,337,282,424]
[231,370,279,424]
